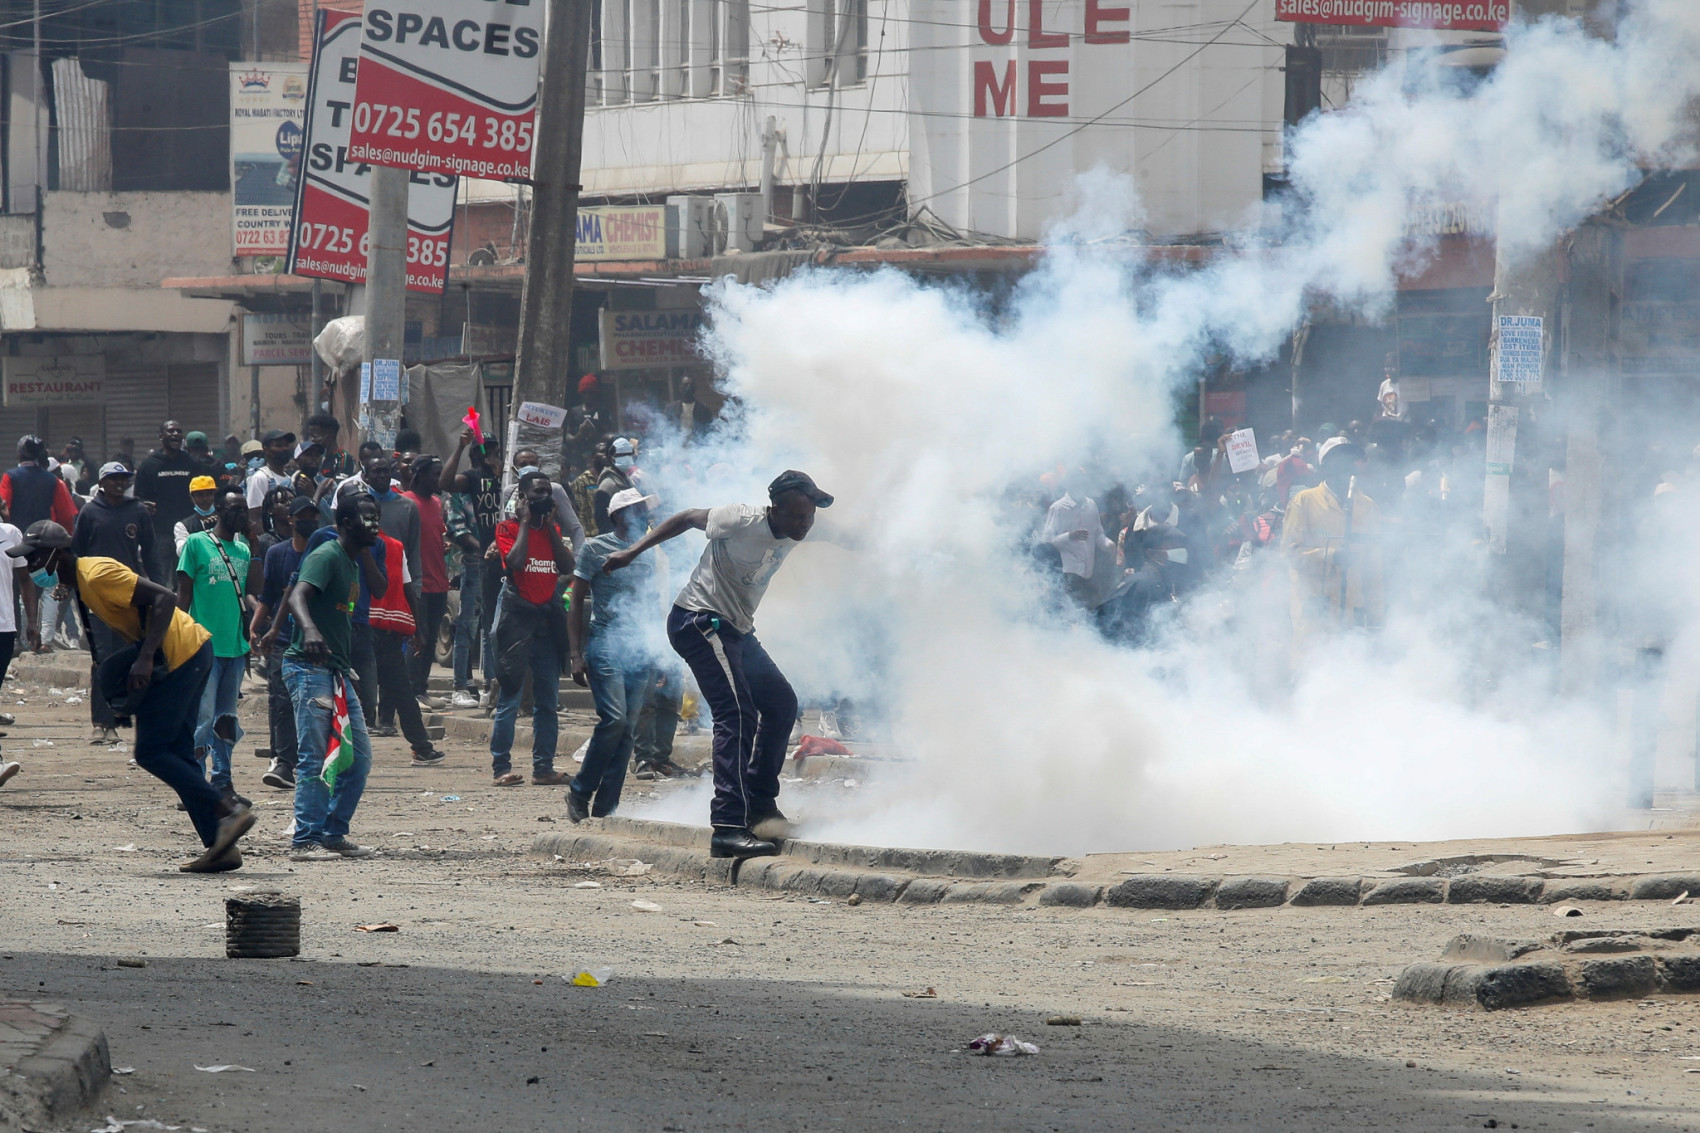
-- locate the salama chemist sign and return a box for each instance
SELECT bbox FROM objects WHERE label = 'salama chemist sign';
[289,8,458,292]
[346,0,542,180]
[1274,0,1510,30]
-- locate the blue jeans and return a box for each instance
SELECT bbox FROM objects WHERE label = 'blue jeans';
[194,654,247,792]
[284,658,373,848]
[453,556,482,690]
[135,642,223,847]
[490,627,560,777]
[570,640,652,816]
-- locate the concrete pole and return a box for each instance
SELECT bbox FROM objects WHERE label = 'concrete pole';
[760,116,777,227]
[1483,240,1561,556]
[510,0,592,434]
[362,163,409,450]
[1558,222,1619,698]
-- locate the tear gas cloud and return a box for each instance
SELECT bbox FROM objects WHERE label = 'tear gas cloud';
[630,1,1700,855]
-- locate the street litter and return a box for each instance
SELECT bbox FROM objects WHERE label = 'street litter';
[573,881,602,889]
[631,899,662,912]
[194,1064,256,1072]
[566,967,614,987]
[1672,891,1691,906]
[1553,905,1584,917]
[1301,976,1347,984]
[355,923,400,932]
[440,795,462,802]
[66,695,83,704]
[617,860,652,876]
[694,920,716,927]
[111,1067,135,1075]
[571,738,589,763]
[481,835,498,840]
[32,739,53,747]
[902,988,938,999]
[113,845,137,852]
[1046,1015,1082,1026]
[116,958,147,968]
[968,1033,1039,1056]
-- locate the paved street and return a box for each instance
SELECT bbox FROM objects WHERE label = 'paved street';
[2,666,1699,1131]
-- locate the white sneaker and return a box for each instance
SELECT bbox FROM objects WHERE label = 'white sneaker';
[289,843,341,862]
[819,710,842,740]
[0,760,19,787]
[416,694,448,711]
[322,836,377,859]
[449,690,479,709]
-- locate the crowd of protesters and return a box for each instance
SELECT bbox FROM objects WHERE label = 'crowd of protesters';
[0,370,719,869]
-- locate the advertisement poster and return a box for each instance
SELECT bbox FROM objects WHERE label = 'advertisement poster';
[288,8,458,293]
[346,0,544,180]
[230,63,309,256]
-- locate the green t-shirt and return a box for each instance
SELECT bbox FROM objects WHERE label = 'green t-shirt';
[286,539,359,672]
[177,530,251,658]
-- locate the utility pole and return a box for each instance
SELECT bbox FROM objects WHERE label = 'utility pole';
[509,0,593,445]
[1483,238,1561,575]
[362,163,409,449]
[1557,221,1619,699]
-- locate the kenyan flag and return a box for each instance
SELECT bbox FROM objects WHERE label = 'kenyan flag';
[323,675,356,793]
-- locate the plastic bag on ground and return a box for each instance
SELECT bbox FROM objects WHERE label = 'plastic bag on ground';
[967,1034,1039,1056]
[566,967,614,987]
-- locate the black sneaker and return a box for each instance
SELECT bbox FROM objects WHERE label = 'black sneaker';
[564,790,589,824]
[410,747,447,767]
[709,827,779,860]
[370,725,399,738]
[261,760,295,789]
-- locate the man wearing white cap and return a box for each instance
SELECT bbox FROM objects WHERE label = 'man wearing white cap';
[563,486,659,822]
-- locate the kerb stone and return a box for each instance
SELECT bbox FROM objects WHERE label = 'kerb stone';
[1038,883,1103,908]
[1215,877,1289,910]
[1289,878,1364,907]
[1446,876,1544,904]
[1362,878,1446,906]
[1580,955,1658,999]
[1104,875,1217,910]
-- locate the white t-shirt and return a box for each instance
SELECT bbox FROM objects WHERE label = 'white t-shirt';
[673,504,803,634]
[0,522,18,632]
[246,466,293,509]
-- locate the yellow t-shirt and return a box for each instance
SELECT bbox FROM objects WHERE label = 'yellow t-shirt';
[76,556,210,672]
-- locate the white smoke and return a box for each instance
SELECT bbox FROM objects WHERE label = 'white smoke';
[632,1,1700,854]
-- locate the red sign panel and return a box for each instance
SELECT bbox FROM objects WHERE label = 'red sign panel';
[289,8,458,294]
[1275,0,1511,30]
[344,0,542,180]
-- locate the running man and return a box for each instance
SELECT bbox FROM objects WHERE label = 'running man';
[603,471,839,859]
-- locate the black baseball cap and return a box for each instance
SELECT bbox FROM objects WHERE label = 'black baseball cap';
[288,495,321,516]
[7,519,73,557]
[768,470,833,508]
[260,428,296,446]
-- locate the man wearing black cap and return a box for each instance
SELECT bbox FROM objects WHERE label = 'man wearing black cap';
[8,519,256,871]
[603,470,838,859]
[71,462,159,743]
[246,428,296,539]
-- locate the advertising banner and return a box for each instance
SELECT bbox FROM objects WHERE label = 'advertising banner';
[345,0,543,180]
[230,63,309,256]
[289,8,458,293]
[598,310,706,371]
[3,355,105,406]
[1274,0,1510,30]
[1493,315,1544,389]
[241,313,314,366]
[576,206,668,261]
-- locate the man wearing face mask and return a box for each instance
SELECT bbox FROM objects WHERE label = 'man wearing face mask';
[173,475,219,553]
[499,447,585,547]
[136,422,199,581]
[71,462,158,743]
[177,486,254,805]
[1282,440,1384,659]
[10,519,256,871]
[251,496,323,790]
[593,437,637,534]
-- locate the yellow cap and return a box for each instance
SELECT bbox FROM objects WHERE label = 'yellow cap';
[189,475,217,492]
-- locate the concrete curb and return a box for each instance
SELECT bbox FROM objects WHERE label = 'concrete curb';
[0,1002,110,1130]
[1394,930,1700,1009]
[532,817,1700,912]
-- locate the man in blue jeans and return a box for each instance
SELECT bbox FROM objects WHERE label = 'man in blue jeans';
[284,492,382,861]
[564,487,659,821]
[602,471,841,859]
[176,486,253,804]
[488,471,574,786]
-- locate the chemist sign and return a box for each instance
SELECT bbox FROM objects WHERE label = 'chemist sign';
[3,355,104,406]
[1493,315,1544,390]
[598,310,706,371]
[346,0,543,179]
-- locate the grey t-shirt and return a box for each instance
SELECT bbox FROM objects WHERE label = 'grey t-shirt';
[574,532,652,635]
[673,504,801,634]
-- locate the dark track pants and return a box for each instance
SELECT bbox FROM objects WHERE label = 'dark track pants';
[666,605,796,831]
[133,642,221,847]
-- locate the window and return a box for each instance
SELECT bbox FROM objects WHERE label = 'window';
[596,0,748,104]
[808,0,866,89]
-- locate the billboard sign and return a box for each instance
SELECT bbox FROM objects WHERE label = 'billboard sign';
[230,63,309,256]
[242,313,314,366]
[289,8,458,293]
[345,0,543,180]
[1274,0,1511,30]
[3,355,105,406]
[576,206,668,261]
[598,310,705,371]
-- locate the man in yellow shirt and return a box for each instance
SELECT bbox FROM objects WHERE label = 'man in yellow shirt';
[1281,442,1384,660]
[9,520,256,872]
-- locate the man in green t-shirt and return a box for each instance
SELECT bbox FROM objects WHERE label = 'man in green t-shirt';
[176,486,253,802]
[284,491,382,861]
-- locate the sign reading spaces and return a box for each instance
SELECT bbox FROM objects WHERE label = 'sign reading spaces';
[242,313,314,366]
[289,9,459,294]
[598,310,706,371]
[1274,0,1510,30]
[346,0,543,180]
[230,63,309,256]
[3,355,104,406]
[577,207,667,261]
[1494,315,1543,389]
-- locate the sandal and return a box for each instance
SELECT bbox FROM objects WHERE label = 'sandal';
[492,772,524,786]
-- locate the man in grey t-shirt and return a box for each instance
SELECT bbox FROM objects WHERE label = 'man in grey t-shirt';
[603,470,836,859]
